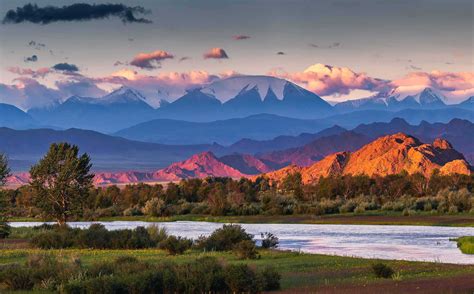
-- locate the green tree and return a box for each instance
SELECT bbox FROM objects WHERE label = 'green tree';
[0,154,11,238]
[30,143,94,225]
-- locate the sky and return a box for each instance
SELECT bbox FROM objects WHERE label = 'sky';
[0,0,473,109]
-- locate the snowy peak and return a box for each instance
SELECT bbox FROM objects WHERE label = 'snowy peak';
[102,86,148,105]
[416,87,446,105]
[201,75,290,101]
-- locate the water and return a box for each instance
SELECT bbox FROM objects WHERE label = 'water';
[10,221,474,264]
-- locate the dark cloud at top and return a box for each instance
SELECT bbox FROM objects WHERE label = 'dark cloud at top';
[24,55,38,62]
[52,63,79,72]
[2,3,152,25]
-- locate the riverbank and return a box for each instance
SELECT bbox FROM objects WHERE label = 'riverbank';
[10,211,474,227]
[0,247,473,293]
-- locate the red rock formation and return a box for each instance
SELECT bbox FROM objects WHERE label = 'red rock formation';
[152,151,246,181]
[261,133,471,184]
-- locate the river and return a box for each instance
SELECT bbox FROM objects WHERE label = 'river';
[10,221,474,264]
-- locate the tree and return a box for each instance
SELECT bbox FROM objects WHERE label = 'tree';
[0,154,11,238]
[30,143,94,225]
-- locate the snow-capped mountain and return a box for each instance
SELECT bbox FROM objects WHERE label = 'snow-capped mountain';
[28,87,156,133]
[334,87,446,112]
[153,75,333,121]
[201,75,289,102]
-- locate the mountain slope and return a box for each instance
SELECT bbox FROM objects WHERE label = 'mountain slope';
[114,114,331,145]
[0,127,215,172]
[258,131,370,166]
[152,151,245,181]
[0,103,39,129]
[262,133,471,184]
[28,87,157,132]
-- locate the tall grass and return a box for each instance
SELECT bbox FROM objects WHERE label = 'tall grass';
[457,236,474,254]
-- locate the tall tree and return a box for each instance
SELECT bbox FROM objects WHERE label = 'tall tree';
[30,143,94,225]
[0,154,11,238]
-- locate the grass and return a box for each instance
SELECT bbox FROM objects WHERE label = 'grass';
[456,236,474,254]
[9,211,474,227]
[0,248,473,292]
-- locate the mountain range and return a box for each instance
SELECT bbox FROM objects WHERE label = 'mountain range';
[2,118,473,174]
[2,75,472,134]
[261,133,471,184]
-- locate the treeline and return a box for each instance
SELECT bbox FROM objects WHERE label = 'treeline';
[5,172,473,219]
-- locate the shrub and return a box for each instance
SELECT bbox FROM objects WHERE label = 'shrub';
[75,223,110,249]
[147,225,168,245]
[0,265,34,290]
[196,224,253,251]
[30,228,75,249]
[142,198,165,216]
[234,240,259,259]
[258,266,281,291]
[0,221,11,238]
[372,263,394,278]
[128,226,154,248]
[261,232,279,249]
[224,264,261,293]
[160,236,192,255]
[176,257,226,293]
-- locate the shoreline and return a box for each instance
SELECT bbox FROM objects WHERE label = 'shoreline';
[8,212,474,227]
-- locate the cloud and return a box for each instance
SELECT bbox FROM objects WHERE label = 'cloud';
[28,40,46,50]
[179,57,191,62]
[7,66,52,78]
[0,78,61,109]
[309,43,319,48]
[130,50,174,69]
[269,63,387,96]
[24,55,38,62]
[391,70,474,103]
[3,3,151,24]
[276,51,285,55]
[55,79,107,98]
[329,42,341,48]
[232,35,251,40]
[203,48,229,59]
[52,63,79,72]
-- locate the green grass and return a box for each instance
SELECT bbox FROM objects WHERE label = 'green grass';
[0,248,473,292]
[456,236,474,254]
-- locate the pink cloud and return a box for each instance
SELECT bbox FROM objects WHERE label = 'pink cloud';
[95,70,236,106]
[130,50,174,69]
[391,71,474,103]
[7,66,52,78]
[203,48,229,59]
[232,35,251,40]
[269,63,387,96]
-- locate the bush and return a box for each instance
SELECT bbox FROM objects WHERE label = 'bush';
[142,198,165,216]
[30,228,75,249]
[372,263,394,278]
[196,224,253,251]
[224,264,261,293]
[147,225,168,245]
[176,257,226,293]
[160,236,192,255]
[258,266,281,291]
[0,265,34,290]
[234,240,259,259]
[0,221,11,238]
[75,223,110,249]
[261,232,279,249]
